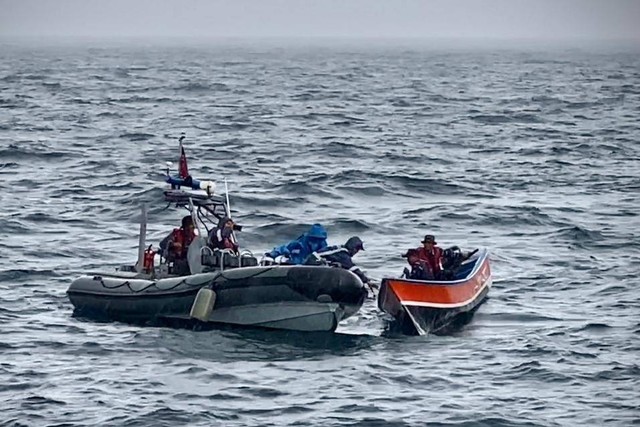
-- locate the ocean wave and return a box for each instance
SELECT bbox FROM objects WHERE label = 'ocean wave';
[0,144,72,161]
[470,112,544,125]
[554,225,606,246]
[119,132,156,141]
[329,218,374,233]
[0,161,19,170]
[173,82,229,92]
[0,268,61,281]
[107,95,174,103]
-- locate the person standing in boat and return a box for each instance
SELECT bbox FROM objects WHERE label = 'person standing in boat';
[417,234,444,279]
[264,223,328,265]
[208,216,239,254]
[159,215,196,273]
[306,236,371,286]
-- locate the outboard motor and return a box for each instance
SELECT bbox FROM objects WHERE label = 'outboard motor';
[441,246,464,280]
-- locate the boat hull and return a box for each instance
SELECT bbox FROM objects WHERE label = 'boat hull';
[68,265,366,332]
[378,248,492,335]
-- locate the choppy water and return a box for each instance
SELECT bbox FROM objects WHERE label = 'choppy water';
[1,41,639,426]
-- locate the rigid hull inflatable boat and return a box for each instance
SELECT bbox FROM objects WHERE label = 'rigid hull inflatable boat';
[67,137,367,332]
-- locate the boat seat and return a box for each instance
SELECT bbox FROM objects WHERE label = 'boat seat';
[202,249,236,268]
[201,248,258,270]
[240,254,258,267]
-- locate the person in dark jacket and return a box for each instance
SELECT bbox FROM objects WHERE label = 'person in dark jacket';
[208,216,239,254]
[265,223,328,265]
[307,236,370,285]
[401,248,434,280]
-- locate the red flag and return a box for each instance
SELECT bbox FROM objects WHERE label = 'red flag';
[178,142,189,178]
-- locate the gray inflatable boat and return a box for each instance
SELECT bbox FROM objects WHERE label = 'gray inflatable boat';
[68,241,367,332]
[68,150,367,332]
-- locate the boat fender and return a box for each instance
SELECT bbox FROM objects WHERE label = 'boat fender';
[190,288,217,322]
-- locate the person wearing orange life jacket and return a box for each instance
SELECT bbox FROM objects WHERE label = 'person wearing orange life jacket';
[159,215,196,262]
[416,234,444,279]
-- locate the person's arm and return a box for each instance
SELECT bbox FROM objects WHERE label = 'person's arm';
[159,233,171,251]
[286,241,309,264]
[220,227,233,240]
[336,252,370,284]
[266,242,291,259]
[316,246,343,267]
[159,231,174,257]
[351,266,370,284]
[304,251,324,265]
[206,228,216,248]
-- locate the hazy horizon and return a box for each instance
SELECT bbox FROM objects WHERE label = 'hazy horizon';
[1,0,639,45]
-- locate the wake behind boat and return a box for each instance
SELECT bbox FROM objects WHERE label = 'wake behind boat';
[378,247,492,335]
[66,136,367,332]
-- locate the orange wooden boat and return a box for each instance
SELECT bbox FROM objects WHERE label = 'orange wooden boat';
[378,248,492,335]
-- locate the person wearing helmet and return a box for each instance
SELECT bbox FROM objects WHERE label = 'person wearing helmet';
[306,236,370,285]
[264,223,328,265]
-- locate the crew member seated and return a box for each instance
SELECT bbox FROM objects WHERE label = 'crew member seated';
[402,240,477,281]
[208,216,239,254]
[159,215,196,275]
[306,236,371,285]
[264,223,328,265]
[401,248,434,280]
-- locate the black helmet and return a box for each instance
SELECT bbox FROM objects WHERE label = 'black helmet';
[345,236,364,255]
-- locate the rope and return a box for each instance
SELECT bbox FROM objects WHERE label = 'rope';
[94,274,216,294]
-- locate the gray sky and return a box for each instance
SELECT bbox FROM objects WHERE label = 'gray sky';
[1,0,639,42]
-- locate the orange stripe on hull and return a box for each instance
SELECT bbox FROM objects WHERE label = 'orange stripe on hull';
[386,258,491,307]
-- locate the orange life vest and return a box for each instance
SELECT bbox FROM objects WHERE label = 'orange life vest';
[417,246,443,275]
[170,228,195,259]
